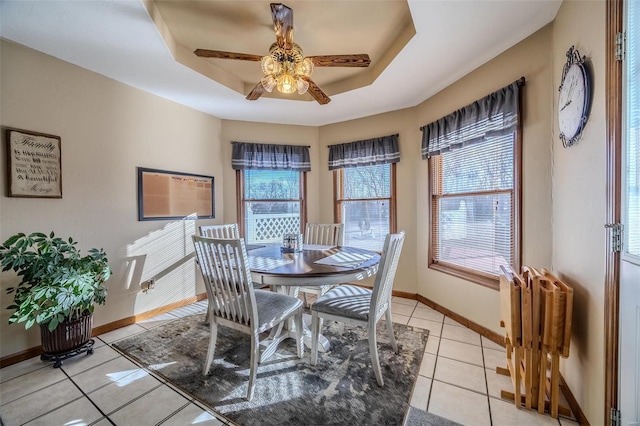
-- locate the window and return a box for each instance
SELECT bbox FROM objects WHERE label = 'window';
[232,142,310,244]
[625,0,640,258]
[334,163,396,251]
[238,169,305,244]
[330,134,399,252]
[422,81,522,288]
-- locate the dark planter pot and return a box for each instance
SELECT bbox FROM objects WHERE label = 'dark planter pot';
[40,313,95,367]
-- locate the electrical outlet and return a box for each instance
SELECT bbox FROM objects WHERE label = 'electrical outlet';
[142,279,156,294]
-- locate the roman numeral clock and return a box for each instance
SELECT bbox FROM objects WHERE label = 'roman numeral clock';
[558,45,592,148]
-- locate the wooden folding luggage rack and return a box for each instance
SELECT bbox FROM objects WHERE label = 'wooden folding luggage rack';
[497,265,573,418]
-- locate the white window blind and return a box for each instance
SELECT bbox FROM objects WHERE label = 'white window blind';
[431,133,515,276]
[625,0,640,257]
[422,80,522,284]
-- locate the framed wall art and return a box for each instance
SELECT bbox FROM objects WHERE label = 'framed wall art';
[5,128,62,198]
[137,167,215,221]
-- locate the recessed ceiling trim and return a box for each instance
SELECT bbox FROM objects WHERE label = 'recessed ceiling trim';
[146,0,414,101]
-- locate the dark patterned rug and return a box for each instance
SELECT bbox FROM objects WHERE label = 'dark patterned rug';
[113,314,429,426]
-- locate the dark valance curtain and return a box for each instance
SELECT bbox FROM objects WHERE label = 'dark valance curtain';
[420,79,523,159]
[231,142,311,171]
[328,134,400,170]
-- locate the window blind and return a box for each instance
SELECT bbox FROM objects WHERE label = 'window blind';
[625,0,640,257]
[431,134,515,276]
[423,79,523,280]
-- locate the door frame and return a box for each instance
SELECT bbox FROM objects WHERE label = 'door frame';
[605,0,623,425]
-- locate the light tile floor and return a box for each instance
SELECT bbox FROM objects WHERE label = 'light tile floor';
[0,297,581,426]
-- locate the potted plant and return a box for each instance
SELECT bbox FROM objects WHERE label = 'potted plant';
[0,232,111,366]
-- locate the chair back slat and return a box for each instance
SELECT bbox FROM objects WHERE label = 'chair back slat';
[370,231,405,324]
[304,223,344,246]
[199,224,240,239]
[193,236,256,329]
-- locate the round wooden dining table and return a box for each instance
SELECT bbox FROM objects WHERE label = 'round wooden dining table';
[246,244,380,355]
[247,244,380,286]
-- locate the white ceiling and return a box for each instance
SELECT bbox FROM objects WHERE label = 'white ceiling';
[0,0,561,127]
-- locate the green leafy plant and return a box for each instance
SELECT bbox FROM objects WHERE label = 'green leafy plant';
[0,232,111,331]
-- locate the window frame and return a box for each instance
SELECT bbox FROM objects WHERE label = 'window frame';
[236,169,307,239]
[333,162,397,252]
[427,105,523,290]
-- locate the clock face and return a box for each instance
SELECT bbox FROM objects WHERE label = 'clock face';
[558,63,588,142]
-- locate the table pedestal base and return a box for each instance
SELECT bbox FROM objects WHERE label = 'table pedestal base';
[259,284,331,362]
[259,313,329,362]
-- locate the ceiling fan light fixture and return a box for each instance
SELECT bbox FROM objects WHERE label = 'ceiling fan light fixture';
[295,77,309,95]
[295,58,314,77]
[261,55,281,75]
[261,75,277,92]
[277,73,297,94]
[195,3,370,104]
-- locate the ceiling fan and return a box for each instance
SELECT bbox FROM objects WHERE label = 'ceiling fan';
[194,3,371,105]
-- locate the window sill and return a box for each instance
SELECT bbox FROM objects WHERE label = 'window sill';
[428,261,499,291]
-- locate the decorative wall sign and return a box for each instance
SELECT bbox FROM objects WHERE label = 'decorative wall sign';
[6,128,62,198]
[137,167,215,221]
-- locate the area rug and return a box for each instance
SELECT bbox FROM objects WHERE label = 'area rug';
[404,408,463,426]
[113,314,429,426]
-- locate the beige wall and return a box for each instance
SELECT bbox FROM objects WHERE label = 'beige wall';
[0,40,224,357]
[0,1,608,421]
[552,1,606,424]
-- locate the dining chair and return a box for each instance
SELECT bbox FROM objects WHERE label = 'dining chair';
[299,223,345,306]
[310,231,405,386]
[198,224,247,325]
[192,236,304,400]
[199,223,240,239]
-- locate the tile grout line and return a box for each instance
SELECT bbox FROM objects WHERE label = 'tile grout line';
[105,334,232,425]
[425,315,444,412]
[102,315,230,425]
[438,334,484,348]
[480,337,494,426]
[0,374,68,408]
[0,363,51,387]
[154,401,192,426]
[58,366,113,426]
[101,383,165,419]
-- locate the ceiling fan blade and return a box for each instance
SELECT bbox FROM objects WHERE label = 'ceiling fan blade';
[271,3,294,49]
[194,49,262,62]
[300,76,331,105]
[307,54,371,67]
[246,82,265,101]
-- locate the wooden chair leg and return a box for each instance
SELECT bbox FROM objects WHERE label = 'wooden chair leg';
[385,308,398,353]
[202,320,218,376]
[295,309,304,358]
[369,324,384,386]
[311,311,320,365]
[247,331,259,401]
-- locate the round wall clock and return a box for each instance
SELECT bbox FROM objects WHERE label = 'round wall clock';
[558,45,592,148]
